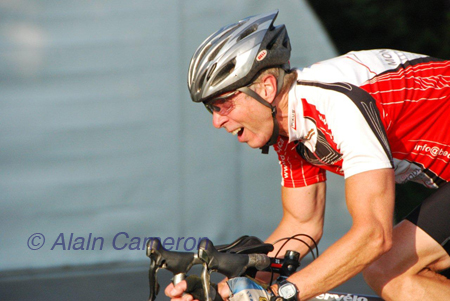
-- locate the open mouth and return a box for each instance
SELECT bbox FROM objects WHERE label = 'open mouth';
[232,128,244,136]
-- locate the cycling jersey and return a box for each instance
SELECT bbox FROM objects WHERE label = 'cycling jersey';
[274,49,450,189]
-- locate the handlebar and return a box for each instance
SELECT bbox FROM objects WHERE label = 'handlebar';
[146,237,202,300]
[146,236,384,301]
[146,237,301,301]
[197,238,272,278]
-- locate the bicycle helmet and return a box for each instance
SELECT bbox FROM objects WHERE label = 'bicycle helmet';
[187,10,291,153]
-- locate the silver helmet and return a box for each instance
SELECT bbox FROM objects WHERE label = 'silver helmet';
[187,10,291,103]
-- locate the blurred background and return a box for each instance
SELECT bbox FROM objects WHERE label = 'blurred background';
[0,0,448,300]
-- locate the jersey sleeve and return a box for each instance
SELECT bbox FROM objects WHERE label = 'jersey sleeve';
[273,136,326,187]
[311,82,394,178]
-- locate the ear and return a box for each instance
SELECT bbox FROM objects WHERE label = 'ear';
[260,74,278,104]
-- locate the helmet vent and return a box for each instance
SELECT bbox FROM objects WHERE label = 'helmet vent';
[237,24,258,41]
[197,71,207,93]
[225,22,243,34]
[196,43,212,68]
[267,30,281,50]
[208,38,229,62]
[206,63,217,81]
[211,58,236,86]
[267,39,276,50]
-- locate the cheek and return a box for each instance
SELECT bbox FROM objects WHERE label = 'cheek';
[248,109,273,132]
[243,102,268,121]
[234,98,272,130]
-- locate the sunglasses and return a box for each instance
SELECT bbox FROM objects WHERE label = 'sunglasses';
[204,90,240,115]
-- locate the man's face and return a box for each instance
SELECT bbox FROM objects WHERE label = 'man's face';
[210,87,273,148]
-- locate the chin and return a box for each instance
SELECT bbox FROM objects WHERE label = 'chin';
[246,139,269,149]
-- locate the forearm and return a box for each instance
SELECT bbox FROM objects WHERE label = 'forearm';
[255,183,326,284]
[265,219,322,259]
[266,183,325,258]
[285,169,395,300]
[286,223,391,300]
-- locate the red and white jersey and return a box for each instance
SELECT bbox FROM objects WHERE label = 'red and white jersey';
[274,49,450,189]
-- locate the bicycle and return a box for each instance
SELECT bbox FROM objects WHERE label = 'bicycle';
[146,235,384,301]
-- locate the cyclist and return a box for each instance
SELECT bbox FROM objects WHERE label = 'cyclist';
[167,10,450,301]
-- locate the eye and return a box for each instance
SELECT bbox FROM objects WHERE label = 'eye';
[210,105,220,112]
[205,103,220,113]
[205,91,238,115]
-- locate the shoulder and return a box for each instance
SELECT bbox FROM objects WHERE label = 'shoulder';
[295,49,429,85]
[273,136,327,188]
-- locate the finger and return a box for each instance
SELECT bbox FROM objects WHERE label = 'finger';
[165,280,188,298]
[181,294,194,301]
[167,291,194,301]
[167,297,191,301]
[164,282,175,297]
[218,281,231,300]
[168,297,193,301]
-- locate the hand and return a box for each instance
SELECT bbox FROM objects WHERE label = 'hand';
[164,276,228,301]
[165,280,191,301]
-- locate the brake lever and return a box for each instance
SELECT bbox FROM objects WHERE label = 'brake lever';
[147,255,158,301]
[146,238,202,301]
[198,238,270,277]
[197,238,272,301]
[201,262,212,301]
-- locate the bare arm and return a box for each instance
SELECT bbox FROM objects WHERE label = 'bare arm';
[167,182,327,300]
[282,168,395,300]
[266,182,327,258]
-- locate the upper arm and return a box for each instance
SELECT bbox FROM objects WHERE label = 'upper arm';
[265,182,326,258]
[281,183,326,226]
[345,168,395,248]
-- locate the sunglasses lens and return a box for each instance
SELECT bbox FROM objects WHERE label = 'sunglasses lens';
[205,91,238,115]
[204,103,217,113]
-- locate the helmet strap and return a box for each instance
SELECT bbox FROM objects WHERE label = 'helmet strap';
[237,69,285,154]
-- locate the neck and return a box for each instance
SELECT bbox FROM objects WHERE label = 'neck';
[275,94,289,136]
[274,70,296,137]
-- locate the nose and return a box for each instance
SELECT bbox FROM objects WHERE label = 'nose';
[212,111,228,129]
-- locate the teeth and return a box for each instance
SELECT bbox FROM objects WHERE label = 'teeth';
[232,128,242,135]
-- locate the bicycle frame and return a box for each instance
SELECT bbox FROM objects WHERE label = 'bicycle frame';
[310,292,383,301]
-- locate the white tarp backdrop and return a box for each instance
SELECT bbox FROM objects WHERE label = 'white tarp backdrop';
[0,0,346,271]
